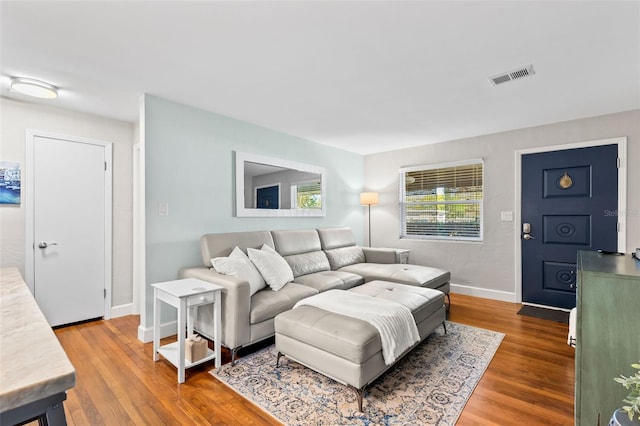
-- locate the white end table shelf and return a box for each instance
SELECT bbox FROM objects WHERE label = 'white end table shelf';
[152,278,223,383]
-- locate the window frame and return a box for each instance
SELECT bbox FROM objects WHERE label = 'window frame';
[399,158,484,242]
[290,179,322,209]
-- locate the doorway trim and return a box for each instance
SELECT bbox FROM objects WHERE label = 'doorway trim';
[514,136,627,304]
[24,129,113,320]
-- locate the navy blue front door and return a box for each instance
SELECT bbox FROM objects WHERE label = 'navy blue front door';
[521,144,618,309]
[256,185,279,209]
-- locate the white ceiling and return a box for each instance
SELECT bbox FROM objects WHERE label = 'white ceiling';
[1,1,638,155]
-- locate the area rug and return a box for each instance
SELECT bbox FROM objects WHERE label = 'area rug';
[517,305,570,324]
[211,322,504,425]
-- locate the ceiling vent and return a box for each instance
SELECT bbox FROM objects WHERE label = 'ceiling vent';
[489,65,535,86]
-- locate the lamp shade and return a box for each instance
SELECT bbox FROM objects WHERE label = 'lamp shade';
[360,192,379,206]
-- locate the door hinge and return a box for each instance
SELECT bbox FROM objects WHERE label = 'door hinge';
[104,161,107,171]
[617,222,621,232]
[617,158,621,168]
[104,288,106,298]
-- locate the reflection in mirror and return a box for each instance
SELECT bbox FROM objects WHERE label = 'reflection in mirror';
[235,152,326,217]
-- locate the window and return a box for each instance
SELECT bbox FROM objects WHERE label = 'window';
[399,159,483,241]
[291,181,322,209]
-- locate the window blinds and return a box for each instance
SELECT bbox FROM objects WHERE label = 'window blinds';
[399,160,483,240]
[294,182,322,208]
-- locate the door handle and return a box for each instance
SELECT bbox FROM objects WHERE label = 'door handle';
[523,234,536,240]
[37,242,58,249]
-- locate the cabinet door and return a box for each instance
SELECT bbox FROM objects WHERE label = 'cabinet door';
[576,272,640,424]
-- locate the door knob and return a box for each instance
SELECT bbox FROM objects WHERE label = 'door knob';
[37,242,58,249]
[523,234,536,240]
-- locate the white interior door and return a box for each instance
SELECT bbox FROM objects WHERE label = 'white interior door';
[27,132,112,326]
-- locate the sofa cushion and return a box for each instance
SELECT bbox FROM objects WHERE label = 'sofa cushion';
[324,246,365,270]
[248,245,294,291]
[211,246,266,296]
[338,263,451,290]
[293,270,364,292]
[317,227,357,250]
[271,229,322,256]
[250,283,318,324]
[283,251,331,278]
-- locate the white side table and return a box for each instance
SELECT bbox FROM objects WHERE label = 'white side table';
[394,249,410,264]
[152,278,223,383]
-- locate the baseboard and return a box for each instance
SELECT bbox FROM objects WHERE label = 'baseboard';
[450,283,517,303]
[137,320,178,343]
[110,303,134,318]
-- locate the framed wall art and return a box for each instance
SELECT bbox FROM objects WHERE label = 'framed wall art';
[0,161,21,205]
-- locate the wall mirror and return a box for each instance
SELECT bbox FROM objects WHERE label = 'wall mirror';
[235,152,326,217]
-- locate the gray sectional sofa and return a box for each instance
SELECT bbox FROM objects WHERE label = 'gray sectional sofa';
[180,227,450,363]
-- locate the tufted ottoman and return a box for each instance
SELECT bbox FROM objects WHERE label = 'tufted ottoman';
[274,280,446,411]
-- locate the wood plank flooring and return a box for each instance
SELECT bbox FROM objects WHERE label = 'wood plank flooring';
[50,293,575,425]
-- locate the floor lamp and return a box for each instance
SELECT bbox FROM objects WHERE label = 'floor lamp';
[360,192,379,247]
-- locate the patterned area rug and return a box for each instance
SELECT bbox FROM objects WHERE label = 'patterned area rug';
[211,322,504,425]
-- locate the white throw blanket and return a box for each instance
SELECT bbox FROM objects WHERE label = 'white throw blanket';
[567,307,577,347]
[294,290,420,365]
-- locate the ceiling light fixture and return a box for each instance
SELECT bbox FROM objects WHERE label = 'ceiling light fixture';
[10,77,58,99]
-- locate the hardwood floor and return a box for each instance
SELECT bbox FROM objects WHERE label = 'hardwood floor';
[450,294,574,425]
[52,293,575,425]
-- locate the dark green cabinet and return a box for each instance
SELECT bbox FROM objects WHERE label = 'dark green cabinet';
[575,251,640,425]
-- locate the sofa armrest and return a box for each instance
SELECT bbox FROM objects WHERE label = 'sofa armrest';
[362,247,399,264]
[179,266,251,350]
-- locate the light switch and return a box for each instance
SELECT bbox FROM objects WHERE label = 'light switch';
[500,211,513,222]
[158,202,169,216]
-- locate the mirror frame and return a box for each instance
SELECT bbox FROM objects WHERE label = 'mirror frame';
[235,151,326,217]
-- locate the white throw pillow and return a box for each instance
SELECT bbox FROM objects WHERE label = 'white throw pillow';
[212,247,266,296]
[247,245,293,291]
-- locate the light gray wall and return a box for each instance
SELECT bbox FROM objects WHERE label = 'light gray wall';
[0,97,135,307]
[143,95,364,327]
[364,109,640,301]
